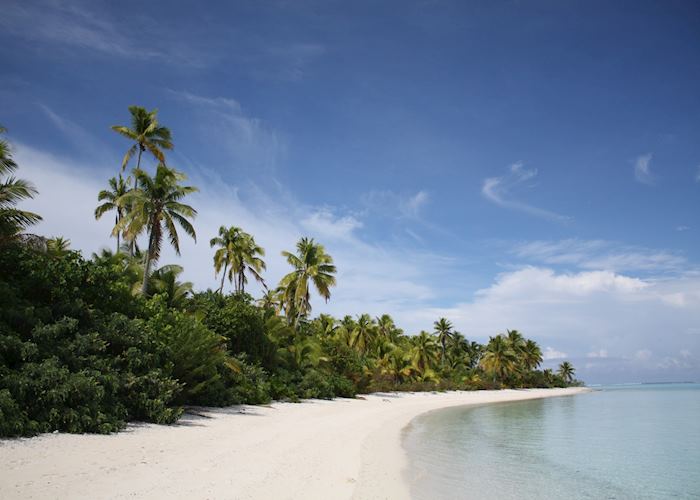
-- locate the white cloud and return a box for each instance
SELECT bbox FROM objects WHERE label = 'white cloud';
[543,347,568,360]
[676,226,690,232]
[400,266,700,382]
[513,239,686,272]
[482,162,570,222]
[695,165,700,182]
[634,153,654,185]
[300,209,363,241]
[587,349,609,358]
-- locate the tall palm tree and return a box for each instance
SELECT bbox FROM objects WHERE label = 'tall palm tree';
[0,126,41,241]
[210,225,267,294]
[279,237,337,323]
[94,175,129,252]
[434,317,454,367]
[480,334,518,383]
[112,106,173,174]
[558,361,576,383]
[234,232,266,293]
[118,164,197,294]
[210,225,240,294]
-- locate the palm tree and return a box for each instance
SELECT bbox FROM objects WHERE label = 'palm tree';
[46,236,71,257]
[146,264,193,309]
[112,106,173,174]
[279,237,337,323]
[210,225,267,294]
[434,318,454,367]
[379,347,413,384]
[234,232,266,293]
[409,331,439,376]
[0,126,41,241]
[377,314,402,342]
[118,164,197,294]
[522,339,543,371]
[258,287,284,314]
[315,314,339,337]
[210,225,240,293]
[506,329,527,353]
[94,175,129,252]
[480,334,518,383]
[350,314,376,354]
[558,361,576,383]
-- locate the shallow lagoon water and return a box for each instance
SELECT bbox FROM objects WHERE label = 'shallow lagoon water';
[404,384,700,499]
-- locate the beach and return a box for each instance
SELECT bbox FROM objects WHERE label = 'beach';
[0,387,587,499]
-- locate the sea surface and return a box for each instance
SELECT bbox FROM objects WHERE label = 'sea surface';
[403,384,700,499]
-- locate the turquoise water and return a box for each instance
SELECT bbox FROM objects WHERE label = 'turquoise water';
[404,385,700,499]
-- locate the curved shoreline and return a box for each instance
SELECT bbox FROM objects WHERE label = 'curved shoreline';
[0,388,589,499]
[352,387,590,499]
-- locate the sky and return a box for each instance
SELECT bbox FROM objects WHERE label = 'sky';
[1,0,699,384]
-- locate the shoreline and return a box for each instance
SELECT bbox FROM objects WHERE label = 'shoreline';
[0,387,589,499]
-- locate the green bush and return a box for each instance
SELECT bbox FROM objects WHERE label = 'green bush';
[0,245,181,436]
[190,292,277,369]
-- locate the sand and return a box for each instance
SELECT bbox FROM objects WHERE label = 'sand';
[0,387,589,499]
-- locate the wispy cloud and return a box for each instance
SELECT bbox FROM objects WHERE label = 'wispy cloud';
[246,42,326,82]
[512,239,686,273]
[634,153,654,185]
[362,189,430,219]
[0,1,209,66]
[676,225,690,232]
[695,165,700,182]
[37,103,110,159]
[482,162,570,222]
[167,90,285,175]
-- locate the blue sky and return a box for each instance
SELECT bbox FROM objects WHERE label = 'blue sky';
[2,0,699,383]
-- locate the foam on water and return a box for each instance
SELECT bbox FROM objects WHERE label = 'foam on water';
[403,384,700,499]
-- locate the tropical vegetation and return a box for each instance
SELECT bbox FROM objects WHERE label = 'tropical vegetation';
[0,110,580,437]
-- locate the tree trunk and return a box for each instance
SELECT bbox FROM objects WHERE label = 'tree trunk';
[218,262,228,294]
[115,213,120,253]
[141,231,155,294]
[129,146,144,257]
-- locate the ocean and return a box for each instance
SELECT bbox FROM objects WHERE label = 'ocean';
[403,384,700,499]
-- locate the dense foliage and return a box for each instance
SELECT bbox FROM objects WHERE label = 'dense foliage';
[0,111,580,437]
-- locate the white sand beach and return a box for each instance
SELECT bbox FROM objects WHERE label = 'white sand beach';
[0,387,588,499]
